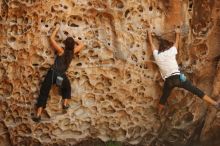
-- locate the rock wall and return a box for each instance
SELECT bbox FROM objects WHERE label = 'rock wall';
[0,0,220,146]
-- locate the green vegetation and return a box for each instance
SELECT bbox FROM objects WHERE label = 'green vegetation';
[96,140,122,146]
[105,141,122,146]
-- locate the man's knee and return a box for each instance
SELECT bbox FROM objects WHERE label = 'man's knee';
[198,91,205,99]
[182,80,205,98]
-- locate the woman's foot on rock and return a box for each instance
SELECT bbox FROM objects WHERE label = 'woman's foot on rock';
[62,104,70,110]
[32,116,41,123]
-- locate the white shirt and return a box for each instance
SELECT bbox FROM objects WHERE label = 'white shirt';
[153,46,180,80]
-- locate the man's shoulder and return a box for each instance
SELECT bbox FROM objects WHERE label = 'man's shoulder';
[153,50,159,56]
[170,46,177,50]
[167,46,177,54]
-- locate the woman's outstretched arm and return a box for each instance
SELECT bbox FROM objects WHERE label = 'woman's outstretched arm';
[50,24,64,56]
[74,40,84,54]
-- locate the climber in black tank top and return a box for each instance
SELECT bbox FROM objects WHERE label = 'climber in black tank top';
[32,24,84,122]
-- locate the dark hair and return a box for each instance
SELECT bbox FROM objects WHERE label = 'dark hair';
[63,37,75,64]
[64,37,75,50]
[156,36,173,53]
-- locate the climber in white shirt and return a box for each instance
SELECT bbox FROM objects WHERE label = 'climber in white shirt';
[147,27,220,113]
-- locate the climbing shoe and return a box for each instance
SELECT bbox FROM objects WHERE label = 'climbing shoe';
[32,116,41,123]
[62,104,70,110]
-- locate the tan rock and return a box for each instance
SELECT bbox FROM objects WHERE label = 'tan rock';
[0,0,219,146]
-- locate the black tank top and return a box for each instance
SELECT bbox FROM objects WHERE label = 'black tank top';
[53,49,73,75]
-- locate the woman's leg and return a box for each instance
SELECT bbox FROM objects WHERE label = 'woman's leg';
[36,107,43,117]
[60,75,71,109]
[33,69,55,121]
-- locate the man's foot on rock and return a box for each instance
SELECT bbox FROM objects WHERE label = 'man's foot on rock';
[32,116,41,123]
[158,104,165,115]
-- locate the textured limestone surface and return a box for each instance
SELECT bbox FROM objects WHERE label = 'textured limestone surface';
[0,0,220,146]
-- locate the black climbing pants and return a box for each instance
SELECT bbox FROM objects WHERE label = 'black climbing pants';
[36,69,71,108]
[159,75,205,105]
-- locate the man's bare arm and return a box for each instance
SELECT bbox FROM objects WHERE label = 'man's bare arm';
[174,28,180,49]
[49,24,64,56]
[147,31,157,52]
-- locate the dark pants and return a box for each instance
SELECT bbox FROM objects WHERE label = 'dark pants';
[36,69,71,108]
[159,75,205,105]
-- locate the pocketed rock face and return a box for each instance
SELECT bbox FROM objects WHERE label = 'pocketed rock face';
[0,0,220,146]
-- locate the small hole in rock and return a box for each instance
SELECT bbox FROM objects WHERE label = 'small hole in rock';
[131,54,138,62]
[70,23,79,27]
[116,2,124,9]
[138,6,143,12]
[9,37,16,42]
[76,63,82,66]
[64,5,68,9]
[64,31,68,35]
[32,63,39,67]
[189,3,193,9]
[88,2,92,6]
[125,10,130,18]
